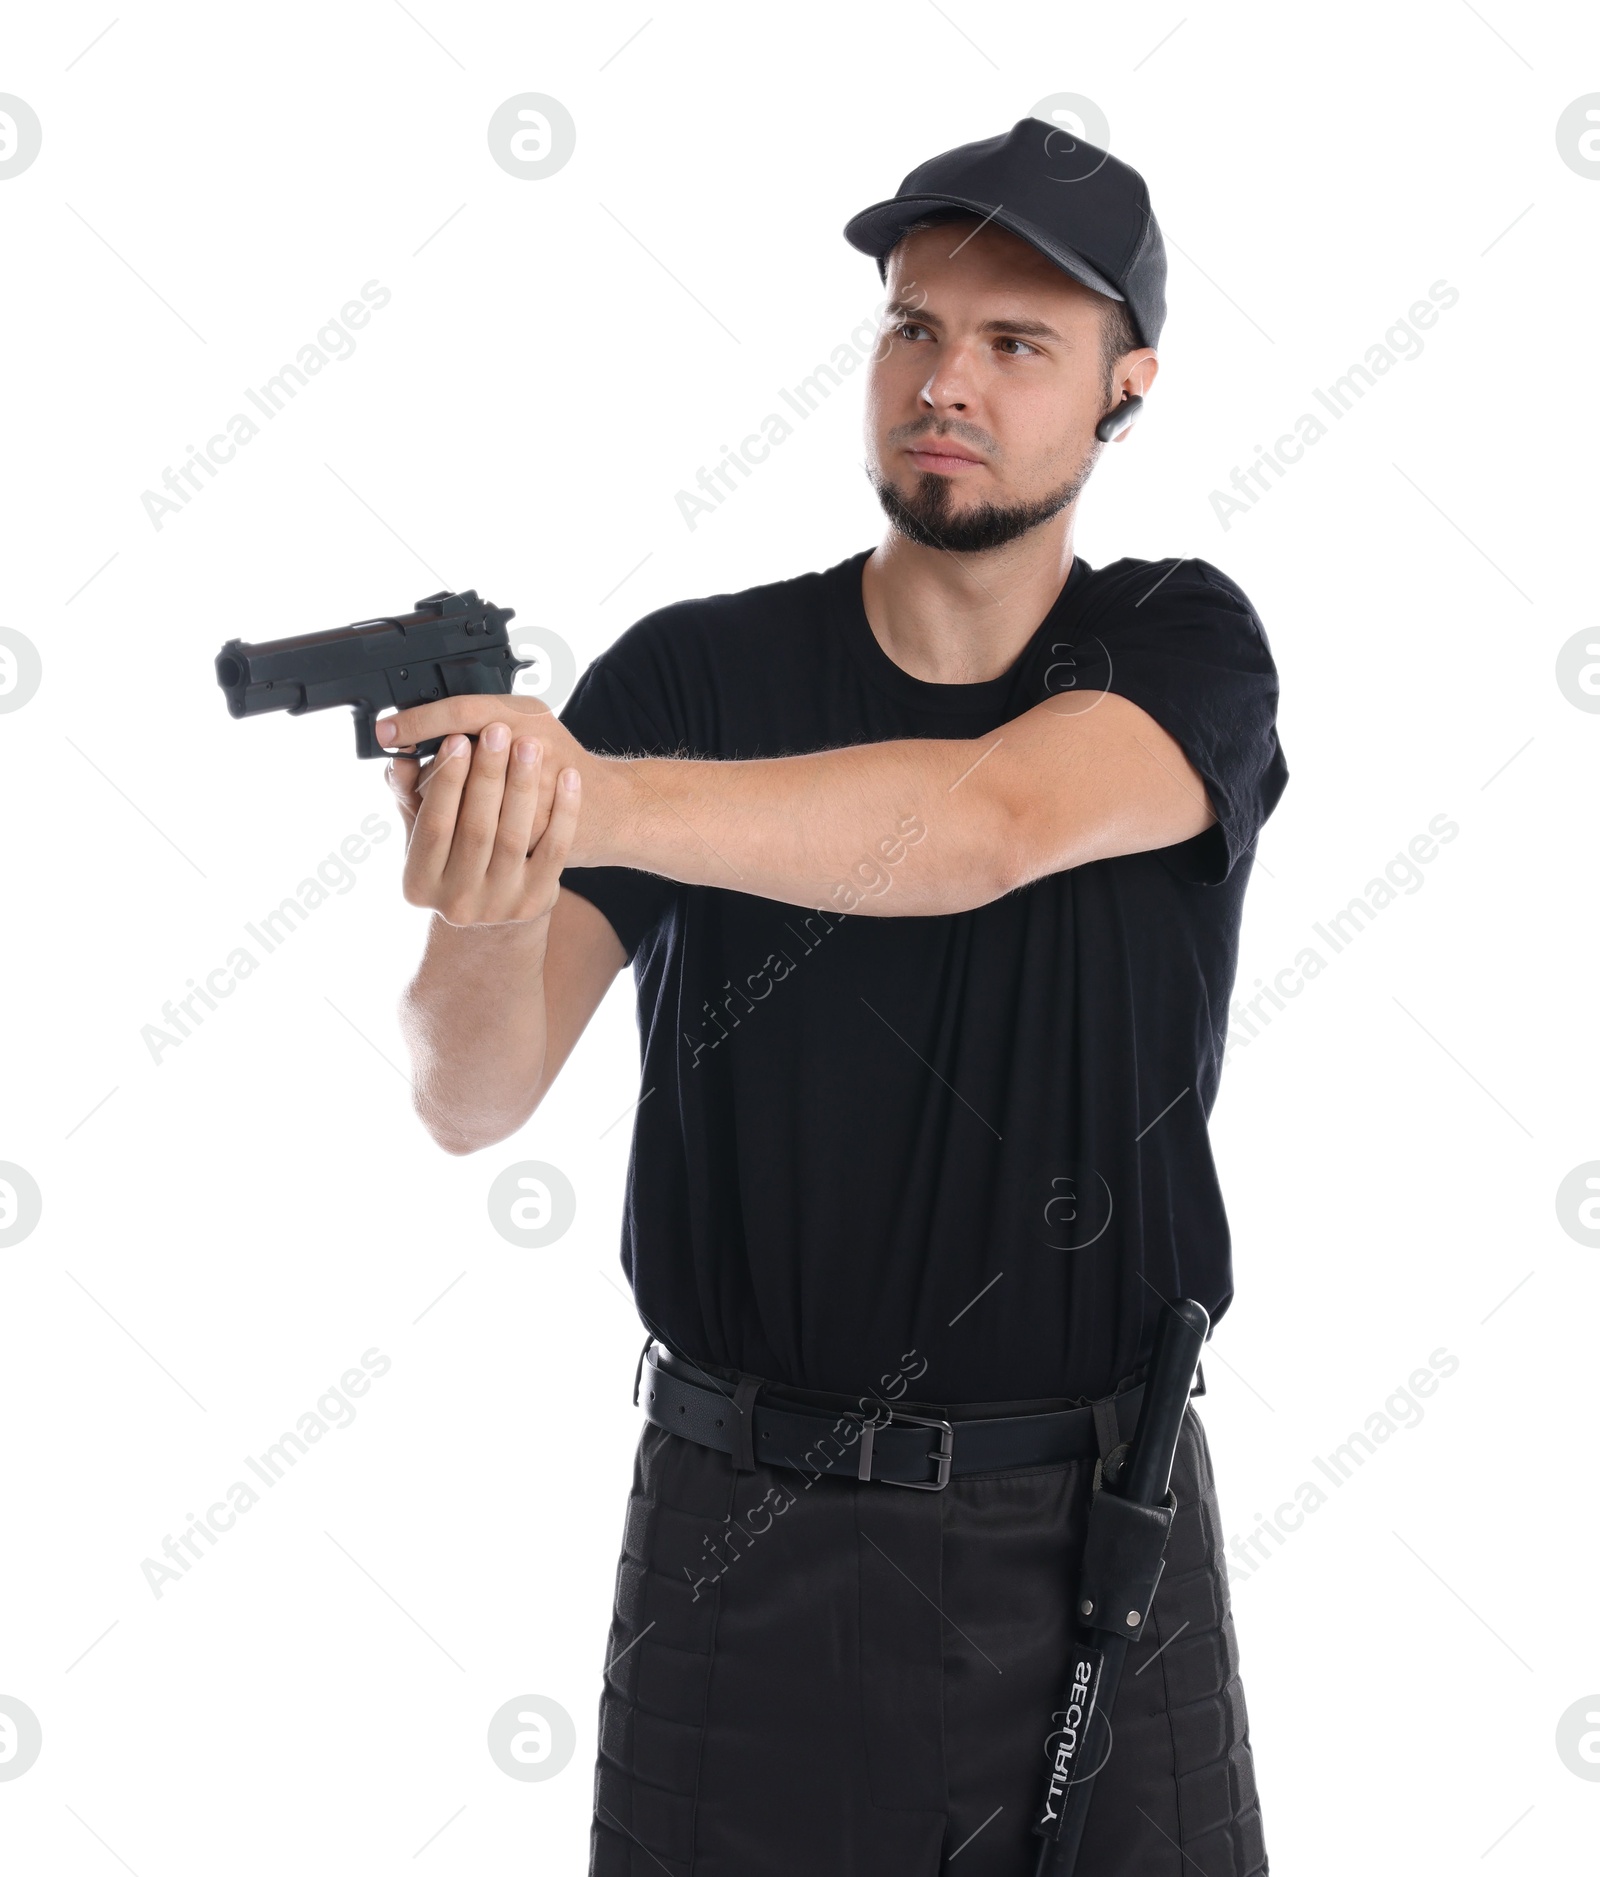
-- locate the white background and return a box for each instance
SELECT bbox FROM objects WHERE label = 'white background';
[1,2,1596,1871]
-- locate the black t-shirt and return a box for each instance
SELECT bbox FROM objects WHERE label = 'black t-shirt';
[559,549,1288,1405]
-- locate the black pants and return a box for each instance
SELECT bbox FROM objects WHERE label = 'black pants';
[591,1400,1267,1875]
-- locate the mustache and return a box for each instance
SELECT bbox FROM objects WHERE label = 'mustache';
[887,416,999,460]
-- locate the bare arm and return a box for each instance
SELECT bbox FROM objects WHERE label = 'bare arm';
[379,690,1216,919]
[400,890,624,1155]
[388,726,626,1155]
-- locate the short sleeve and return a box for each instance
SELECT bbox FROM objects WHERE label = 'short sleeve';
[1075,560,1288,886]
[558,654,680,961]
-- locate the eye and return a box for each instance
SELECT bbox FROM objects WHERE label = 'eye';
[893,320,932,342]
[994,336,1039,356]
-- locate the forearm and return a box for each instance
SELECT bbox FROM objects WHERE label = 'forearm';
[374,688,1209,922]
[591,736,1019,916]
[400,915,552,1154]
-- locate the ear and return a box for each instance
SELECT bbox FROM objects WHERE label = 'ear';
[1114,349,1159,405]
[1097,351,1159,443]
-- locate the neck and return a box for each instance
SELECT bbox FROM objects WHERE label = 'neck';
[860,507,1078,685]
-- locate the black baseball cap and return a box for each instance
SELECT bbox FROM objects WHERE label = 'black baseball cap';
[843,117,1167,350]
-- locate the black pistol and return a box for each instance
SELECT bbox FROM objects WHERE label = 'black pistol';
[215,589,527,759]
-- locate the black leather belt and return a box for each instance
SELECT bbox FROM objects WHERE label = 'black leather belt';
[638,1345,1164,1490]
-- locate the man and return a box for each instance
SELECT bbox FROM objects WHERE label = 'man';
[383,119,1283,1876]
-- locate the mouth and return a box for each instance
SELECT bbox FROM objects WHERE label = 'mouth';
[904,442,987,475]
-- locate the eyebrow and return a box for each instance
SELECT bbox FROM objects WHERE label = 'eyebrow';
[883,303,1064,342]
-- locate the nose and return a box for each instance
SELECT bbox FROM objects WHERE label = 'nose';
[919,371,969,413]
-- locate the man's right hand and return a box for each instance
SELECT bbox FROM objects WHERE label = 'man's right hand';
[386,722,582,926]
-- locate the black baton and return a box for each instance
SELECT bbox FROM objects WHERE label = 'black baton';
[1031,1296,1210,1876]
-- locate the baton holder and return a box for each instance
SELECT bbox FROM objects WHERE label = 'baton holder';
[1076,1483,1176,1644]
[1032,1296,1208,1876]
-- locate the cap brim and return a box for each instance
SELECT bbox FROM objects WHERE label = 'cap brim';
[842,194,1125,301]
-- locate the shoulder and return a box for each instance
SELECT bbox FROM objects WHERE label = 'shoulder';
[591,551,865,682]
[1073,556,1277,665]
[562,552,867,746]
[1077,555,1262,625]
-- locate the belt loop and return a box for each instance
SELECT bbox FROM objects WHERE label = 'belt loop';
[1090,1395,1122,1465]
[730,1375,762,1471]
[1091,1388,1132,1493]
[632,1335,656,1407]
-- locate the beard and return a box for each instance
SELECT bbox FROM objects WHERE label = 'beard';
[868,453,1096,554]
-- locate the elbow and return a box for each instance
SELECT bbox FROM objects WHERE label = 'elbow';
[925,828,1026,914]
[986,840,1032,903]
[981,802,1046,903]
[425,1118,493,1158]
[399,980,543,1156]
[980,790,1095,900]
[415,1098,534,1158]
[413,1090,490,1157]
[409,1071,544,1158]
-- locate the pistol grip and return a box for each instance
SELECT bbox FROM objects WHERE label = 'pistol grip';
[353,705,451,761]
[352,706,387,759]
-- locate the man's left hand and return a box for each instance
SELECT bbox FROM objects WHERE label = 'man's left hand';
[376,695,620,866]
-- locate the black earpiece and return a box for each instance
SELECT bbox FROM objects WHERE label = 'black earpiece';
[1094,394,1144,443]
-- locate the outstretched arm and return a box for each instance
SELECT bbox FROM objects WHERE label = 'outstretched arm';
[379,689,1215,917]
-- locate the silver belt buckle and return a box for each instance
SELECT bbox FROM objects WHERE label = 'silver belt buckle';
[859,1407,955,1490]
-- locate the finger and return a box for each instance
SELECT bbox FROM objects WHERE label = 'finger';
[413,744,460,800]
[443,721,514,888]
[402,734,471,896]
[488,735,543,880]
[376,692,553,754]
[386,756,423,831]
[525,766,582,903]
[534,726,561,832]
